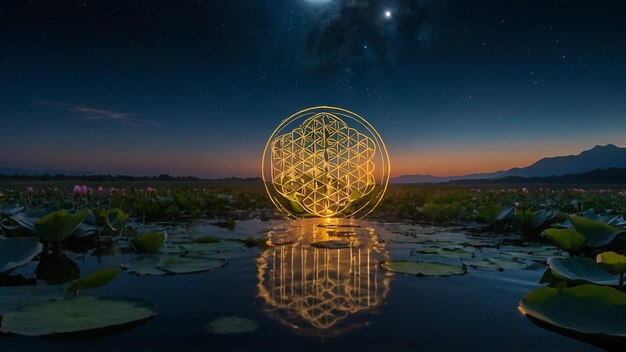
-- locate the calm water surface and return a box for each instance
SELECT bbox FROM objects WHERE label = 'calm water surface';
[0,219,602,351]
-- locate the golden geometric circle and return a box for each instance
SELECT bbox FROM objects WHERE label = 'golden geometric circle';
[262,106,390,218]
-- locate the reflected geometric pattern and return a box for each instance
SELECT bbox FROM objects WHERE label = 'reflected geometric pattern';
[257,218,391,338]
[262,106,390,219]
[270,113,376,217]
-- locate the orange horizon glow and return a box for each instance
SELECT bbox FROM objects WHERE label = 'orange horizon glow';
[3,141,624,179]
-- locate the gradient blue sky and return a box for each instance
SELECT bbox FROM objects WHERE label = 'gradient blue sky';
[1,0,625,178]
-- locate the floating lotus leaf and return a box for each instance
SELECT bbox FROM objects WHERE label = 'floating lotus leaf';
[542,228,586,252]
[519,284,626,337]
[0,237,42,274]
[207,316,259,334]
[463,256,529,271]
[130,231,167,253]
[476,204,512,225]
[121,256,167,276]
[0,296,156,336]
[34,209,89,243]
[156,256,226,274]
[570,215,625,248]
[64,268,121,293]
[596,251,626,275]
[547,257,620,285]
[121,255,226,275]
[514,209,554,232]
[381,260,467,276]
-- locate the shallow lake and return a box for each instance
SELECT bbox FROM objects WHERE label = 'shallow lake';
[0,218,603,351]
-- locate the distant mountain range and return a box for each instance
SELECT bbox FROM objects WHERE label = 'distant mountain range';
[392,144,626,184]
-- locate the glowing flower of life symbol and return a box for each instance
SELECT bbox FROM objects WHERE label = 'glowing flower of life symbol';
[263,106,390,218]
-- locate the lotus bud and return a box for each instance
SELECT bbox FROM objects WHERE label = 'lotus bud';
[97,186,104,194]
[147,187,154,194]
[26,186,34,194]
[73,185,82,196]
[80,185,88,196]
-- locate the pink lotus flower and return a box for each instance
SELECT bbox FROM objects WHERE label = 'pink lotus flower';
[73,185,82,196]
[146,187,155,194]
[521,187,529,194]
[97,186,104,194]
[80,185,88,196]
[25,186,34,194]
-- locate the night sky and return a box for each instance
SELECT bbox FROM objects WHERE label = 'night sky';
[1,0,625,178]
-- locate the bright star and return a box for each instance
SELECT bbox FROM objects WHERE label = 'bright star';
[385,10,392,18]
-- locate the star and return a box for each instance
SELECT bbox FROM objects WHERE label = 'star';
[384,10,392,19]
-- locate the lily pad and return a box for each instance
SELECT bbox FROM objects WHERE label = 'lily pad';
[207,316,259,334]
[542,228,586,252]
[0,237,42,274]
[121,255,226,275]
[130,231,167,253]
[519,284,626,337]
[64,268,122,293]
[547,257,620,285]
[463,256,529,271]
[476,204,512,225]
[34,209,89,243]
[0,296,156,336]
[121,256,167,276]
[156,256,226,274]
[596,251,626,275]
[381,260,467,276]
[570,215,625,248]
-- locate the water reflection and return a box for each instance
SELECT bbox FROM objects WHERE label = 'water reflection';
[257,218,391,337]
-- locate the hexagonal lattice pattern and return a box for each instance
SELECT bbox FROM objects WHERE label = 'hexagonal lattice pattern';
[270,112,376,217]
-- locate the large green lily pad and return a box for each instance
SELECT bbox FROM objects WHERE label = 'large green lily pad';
[570,215,625,248]
[519,284,626,337]
[547,257,620,285]
[34,209,89,243]
[542,228,585,252]
[0,296,156,336]
[130,231,167,253]
[381,260,467,276]
[596,251,626,275]
[0,237,42,274]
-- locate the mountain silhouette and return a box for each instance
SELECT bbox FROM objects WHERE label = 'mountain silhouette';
[392,144,626,183]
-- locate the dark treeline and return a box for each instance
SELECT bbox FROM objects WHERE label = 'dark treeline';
[0,173,261,182]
